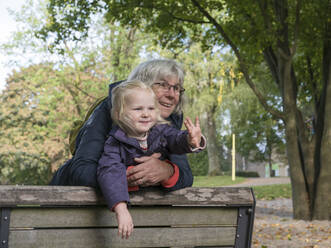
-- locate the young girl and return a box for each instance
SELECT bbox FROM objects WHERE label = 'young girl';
[97,80,205,239]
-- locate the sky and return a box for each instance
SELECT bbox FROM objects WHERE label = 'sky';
[0,0,25,91]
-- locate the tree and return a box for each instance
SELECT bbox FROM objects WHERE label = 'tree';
[178,45,242,175]
[37,0,331,220]
[0,0,149,184]
[220,77,286,175]
[0,64,64,184]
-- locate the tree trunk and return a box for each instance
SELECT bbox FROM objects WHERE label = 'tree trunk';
[314,91,331,219]
[313,27,331,219]
[202,110,221,175]
[268,162,273,177]
[280,57,312,219]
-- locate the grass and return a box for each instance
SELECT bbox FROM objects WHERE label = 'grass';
[252,184,292,200]
[192,176,292,200]
[192,175,246,187]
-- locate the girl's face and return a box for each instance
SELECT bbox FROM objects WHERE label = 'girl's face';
[124,89,158,137]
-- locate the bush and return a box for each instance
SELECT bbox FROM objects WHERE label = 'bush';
[0,151,52,185]
[187,150,209,176]
[236,171,260,177]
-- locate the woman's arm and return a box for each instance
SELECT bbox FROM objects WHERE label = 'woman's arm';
[126,153,193,190]
[68,99,112,187]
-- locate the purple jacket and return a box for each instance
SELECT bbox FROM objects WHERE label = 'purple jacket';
[97,124,194,209]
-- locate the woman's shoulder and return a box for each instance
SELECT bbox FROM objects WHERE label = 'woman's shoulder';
[152,123,172,132]
[151,124,181,137]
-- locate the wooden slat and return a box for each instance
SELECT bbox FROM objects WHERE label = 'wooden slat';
[9,227,236,248]
[0,186,254,207]
[10,206,238,228]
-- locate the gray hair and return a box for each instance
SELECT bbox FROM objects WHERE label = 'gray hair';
[128,59,185,114]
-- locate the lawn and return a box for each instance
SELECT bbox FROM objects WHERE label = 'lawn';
[192,176,292,200]
[192,175,246,187]
[252,184,292,200]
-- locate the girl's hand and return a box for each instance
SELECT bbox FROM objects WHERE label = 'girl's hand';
[114,202,134,239]
[184,116,202,148]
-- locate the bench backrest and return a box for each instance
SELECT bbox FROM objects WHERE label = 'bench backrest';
[0,186,255,248]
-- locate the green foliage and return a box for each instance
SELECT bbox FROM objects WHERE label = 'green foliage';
[187,151,208,176]
[178,43,242,175]
[236,171,260,178]
[37,0,103,52]
[37,0,330,123]
[219,74,286,164]
[0,152,52,185]
[253,184,292,200]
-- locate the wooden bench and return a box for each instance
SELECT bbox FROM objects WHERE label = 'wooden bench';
[0,186,255,248]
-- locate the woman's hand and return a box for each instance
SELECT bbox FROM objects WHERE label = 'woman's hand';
[114,202,134,239]
[127,153,174,187]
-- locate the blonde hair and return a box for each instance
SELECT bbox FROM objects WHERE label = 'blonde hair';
[128,59,185,114]
[111,80,168,136]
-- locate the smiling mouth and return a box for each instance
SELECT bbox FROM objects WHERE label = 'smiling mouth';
[160,102,172,108]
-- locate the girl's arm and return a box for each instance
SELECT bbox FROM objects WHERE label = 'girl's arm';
[114,202,134,239]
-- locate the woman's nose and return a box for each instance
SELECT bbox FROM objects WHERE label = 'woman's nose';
[165,87,175,98]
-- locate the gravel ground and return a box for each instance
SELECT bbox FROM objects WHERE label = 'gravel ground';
[253,199,330,248]
[230,177,330,247]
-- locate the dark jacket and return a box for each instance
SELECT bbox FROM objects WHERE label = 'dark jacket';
[98,124,195,209]
[50,81,193,190]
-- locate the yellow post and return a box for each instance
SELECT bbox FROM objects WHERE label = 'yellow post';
[232,134,236,181]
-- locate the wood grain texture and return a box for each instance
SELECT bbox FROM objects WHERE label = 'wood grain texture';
[9,227,236,248]
[10,206,238,228]
[0,186,254,207]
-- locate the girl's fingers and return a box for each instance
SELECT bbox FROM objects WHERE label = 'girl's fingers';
[118,226,126,239]
[195,116,200,127]
[119,225,133,239]
[185,117,192,126]
[126,224,134,239]
[123,227,128,239]
[185,117,200,128]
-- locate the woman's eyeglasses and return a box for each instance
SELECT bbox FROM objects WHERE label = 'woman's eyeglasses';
[153,81,185,95]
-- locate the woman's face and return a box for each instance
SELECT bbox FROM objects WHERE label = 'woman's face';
[151,75,181,119]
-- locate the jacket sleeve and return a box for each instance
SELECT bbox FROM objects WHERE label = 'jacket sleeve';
[68,99,112,187]
[165,115,194,190]
[97,137,130,210]
[166,153,194,190]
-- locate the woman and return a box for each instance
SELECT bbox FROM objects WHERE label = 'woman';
[50,59,193,190]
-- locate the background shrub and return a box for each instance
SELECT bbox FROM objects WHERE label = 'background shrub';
[236,171,260,177]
